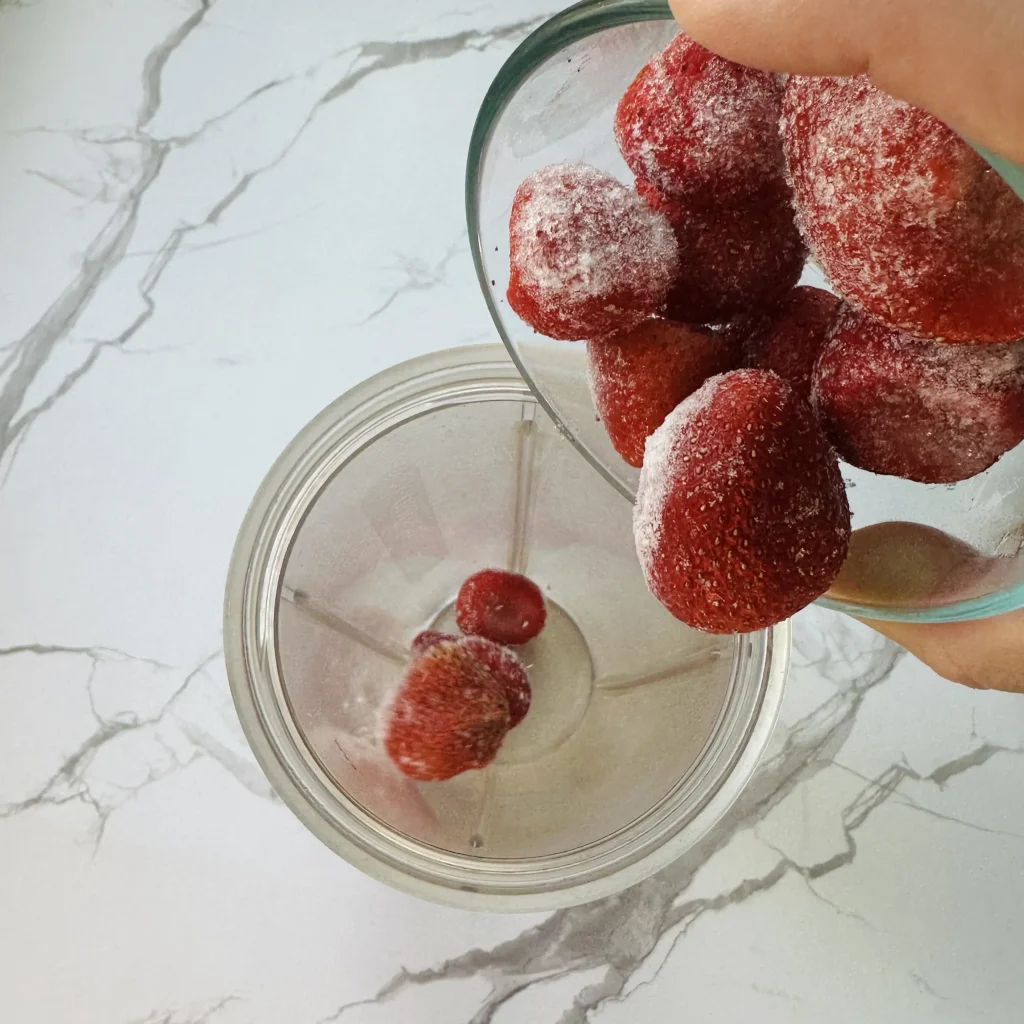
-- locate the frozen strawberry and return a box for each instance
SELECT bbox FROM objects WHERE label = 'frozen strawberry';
[507,163,679,341]
[456,569,547,646]
[811,307,1024,483]
[634,369,851,633]
[410,631,532,728]
[783,75,1024,343]
[615,32,786,203]
[411,630,456,656]
[458,636,532,728]
[742,286,842,402]
[637,178,805,323]
[587,318,737,467]
[383,642,510,782]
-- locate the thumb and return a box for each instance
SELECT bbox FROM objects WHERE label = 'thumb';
[668,0,1024,163]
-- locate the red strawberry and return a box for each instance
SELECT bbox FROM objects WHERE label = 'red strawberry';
[782,74,1024,343]
[636,178,805,324]
[456,569,546,646]
[587,318,737,467]
[458,636,532,728]
[742,286,842,403]
[635,369,851,633]
[383,642,510,782]
[615,32,786,204]
[811,307,1024,483]
[507,163,679,341]
[411,630,456,656]
[410,630,532,728]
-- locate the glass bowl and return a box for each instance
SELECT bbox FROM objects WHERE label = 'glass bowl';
[224,345,788,911]
[466,0,1024,624]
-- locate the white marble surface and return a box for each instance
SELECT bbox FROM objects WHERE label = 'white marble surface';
[2,2,1024,1022]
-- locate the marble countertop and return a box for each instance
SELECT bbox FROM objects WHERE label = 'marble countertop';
[2,2,1023,1022]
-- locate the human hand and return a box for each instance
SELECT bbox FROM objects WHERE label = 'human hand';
[668,0,1024,691]
[862,612,1024,693]
[668,0,1024,163]
[822,521,1023,691]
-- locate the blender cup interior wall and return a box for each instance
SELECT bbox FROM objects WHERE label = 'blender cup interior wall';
[276,389,735,860]
[474,18,679,501]
[226,346,788,907]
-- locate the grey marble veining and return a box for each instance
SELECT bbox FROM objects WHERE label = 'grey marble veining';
[0,0,549,481]
[318,619,909,1024]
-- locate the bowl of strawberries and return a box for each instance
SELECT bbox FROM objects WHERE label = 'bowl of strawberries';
[467,0,1024,629]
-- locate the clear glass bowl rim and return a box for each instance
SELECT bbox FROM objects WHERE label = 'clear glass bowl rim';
[223,344,790,912]
[464,0,1024,625]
